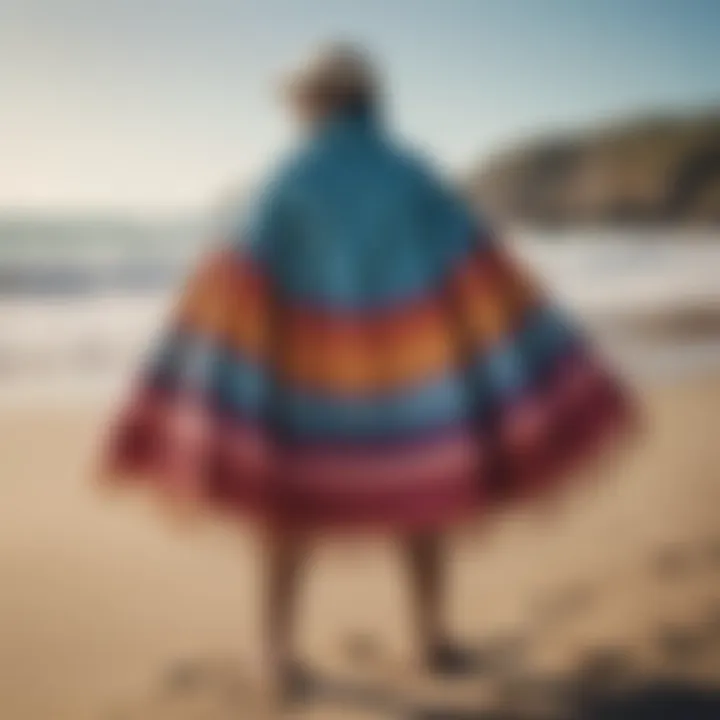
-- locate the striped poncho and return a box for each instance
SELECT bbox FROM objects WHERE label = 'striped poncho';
[106,112,632,530]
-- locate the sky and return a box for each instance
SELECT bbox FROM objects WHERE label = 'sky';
[2,0,719,213]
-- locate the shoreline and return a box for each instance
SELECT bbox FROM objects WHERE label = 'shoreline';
[2,296,720,409]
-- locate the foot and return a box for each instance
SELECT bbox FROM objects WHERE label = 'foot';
[278,660,316,707]
[426,641,483,678]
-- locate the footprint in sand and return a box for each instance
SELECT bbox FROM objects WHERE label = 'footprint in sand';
[704,538,720,570]
[130,657,265,717]
[702,601,720,638]
[164,660,208,694]
[342,632,384,665]
[406,709,486,720]
[494,671,575,719]
[573,646,637,697]
[342,631,530,680]
[455,634,531,678]
[651,543,696,580]
[657,623,712,662]
[532,582,598,628]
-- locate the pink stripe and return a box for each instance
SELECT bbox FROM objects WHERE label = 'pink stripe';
[105,356,633,530]
[129,390,486,491]
[279,432,485,489]
[499,351,615,449]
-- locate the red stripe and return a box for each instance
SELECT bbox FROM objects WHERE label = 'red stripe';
[104,354,633,531]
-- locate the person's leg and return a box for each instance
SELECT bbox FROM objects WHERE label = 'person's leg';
[264,530,308,696]
[404,532,447,663]
[404,531,479,675]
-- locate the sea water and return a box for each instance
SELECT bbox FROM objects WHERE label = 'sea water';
[1,217,719,406]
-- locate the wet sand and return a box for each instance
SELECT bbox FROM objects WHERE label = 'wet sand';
[0,371,719,719]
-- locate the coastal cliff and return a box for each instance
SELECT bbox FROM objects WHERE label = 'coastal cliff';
[468,111,720,227]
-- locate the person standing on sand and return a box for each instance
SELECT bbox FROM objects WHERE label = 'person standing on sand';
[104,43,634,706]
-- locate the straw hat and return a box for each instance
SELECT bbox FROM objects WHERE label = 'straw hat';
[281,42,379,99]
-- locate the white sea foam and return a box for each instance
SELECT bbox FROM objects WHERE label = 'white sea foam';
[1,225,720,406]
[513,231,720,316]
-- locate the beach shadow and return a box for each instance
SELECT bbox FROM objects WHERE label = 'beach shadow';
[134,577,720,720]
[312,643,637,718]
[145,670,720,720]
[342,631,533,679]
[445,634,533,678]
[405,685,720,720]
[404,608,720,719]
[138,618,720,720]
[575,681,720,720]
[407,673,720,720]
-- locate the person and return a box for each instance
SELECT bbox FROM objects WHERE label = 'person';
[104,42,633,706]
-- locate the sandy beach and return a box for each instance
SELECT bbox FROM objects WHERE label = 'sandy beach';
[3,2,720,717]
[1,369,719,719]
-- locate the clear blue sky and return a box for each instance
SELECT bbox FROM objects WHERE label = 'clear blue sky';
[2,0,719,211]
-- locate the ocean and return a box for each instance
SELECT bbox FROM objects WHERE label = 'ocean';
[1,217,720,406]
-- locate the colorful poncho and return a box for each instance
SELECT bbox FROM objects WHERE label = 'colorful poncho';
[106,112,633,531]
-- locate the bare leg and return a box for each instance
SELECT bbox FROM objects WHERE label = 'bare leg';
[404,532,447,663]
[264,530,307,696]
[405,532,479,675]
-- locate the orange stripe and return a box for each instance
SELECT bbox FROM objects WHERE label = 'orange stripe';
[177,249,274,353]
[175,244,541,393]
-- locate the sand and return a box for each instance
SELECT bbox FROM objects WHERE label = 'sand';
[1,371,719,719]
